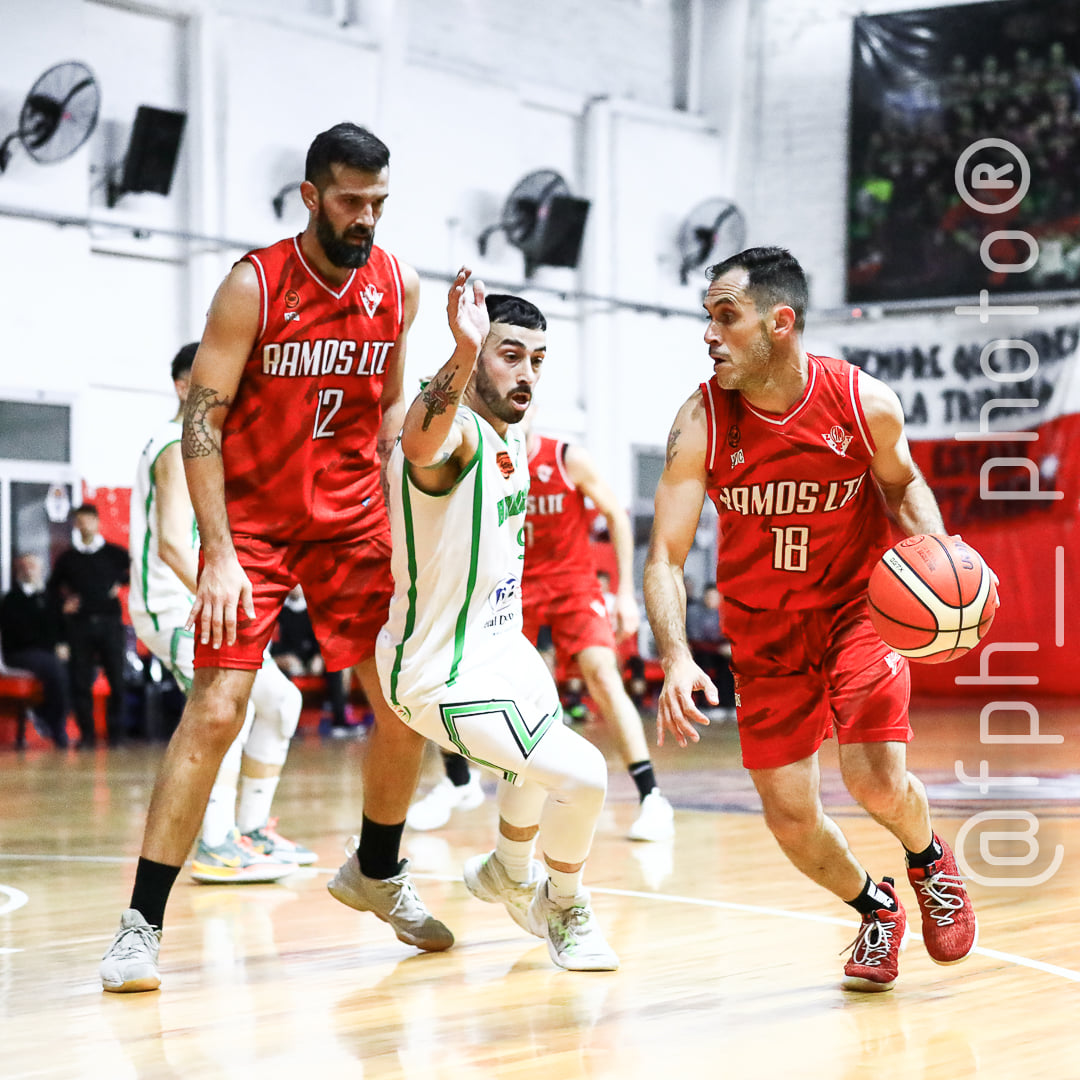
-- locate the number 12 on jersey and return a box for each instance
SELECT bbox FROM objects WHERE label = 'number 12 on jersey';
[771,525,809,572]
[313,388,344,439]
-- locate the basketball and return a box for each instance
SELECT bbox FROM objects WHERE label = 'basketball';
[867,534,999,664]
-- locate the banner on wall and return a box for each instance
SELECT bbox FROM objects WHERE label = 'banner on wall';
[836,309,1078,696]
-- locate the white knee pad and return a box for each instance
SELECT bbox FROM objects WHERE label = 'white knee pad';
[243,663,302,766]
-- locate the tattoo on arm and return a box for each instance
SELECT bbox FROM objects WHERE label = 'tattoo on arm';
[182,382,232,459]
[666,426,682,468]
[420,368,460,432]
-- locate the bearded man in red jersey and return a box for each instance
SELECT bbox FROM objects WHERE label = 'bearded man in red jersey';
[644,246,978,993]
[101,123,450,994]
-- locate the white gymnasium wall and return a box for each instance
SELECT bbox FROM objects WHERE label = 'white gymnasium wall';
[7,0,1022,505]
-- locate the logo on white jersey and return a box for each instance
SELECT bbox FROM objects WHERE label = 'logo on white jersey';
[822,425,853,457]
[536,464,553,483]
[484,575,521,635]
[360,282,383,318]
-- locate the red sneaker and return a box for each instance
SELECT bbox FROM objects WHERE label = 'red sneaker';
[906,836,978,964]
[842,878,908,993]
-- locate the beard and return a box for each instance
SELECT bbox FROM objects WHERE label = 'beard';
[315,206,374,269]
[474,361,531,425]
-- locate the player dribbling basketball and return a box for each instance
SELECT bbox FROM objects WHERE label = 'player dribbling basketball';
[644,246,981,992]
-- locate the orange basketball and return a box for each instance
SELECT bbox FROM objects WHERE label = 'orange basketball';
[867,534,999,664]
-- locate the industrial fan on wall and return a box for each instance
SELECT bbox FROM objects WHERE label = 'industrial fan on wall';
[478,169,591,277]
[676,197,747,284]
[0,61,100,173]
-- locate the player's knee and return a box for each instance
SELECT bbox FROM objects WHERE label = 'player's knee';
[552,738,608,814]
[761,797,821,848]
[182,688,248,750]
[846,769,906,819]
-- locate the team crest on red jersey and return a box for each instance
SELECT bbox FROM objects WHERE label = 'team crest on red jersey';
[496,450,515,478]
[284,289,300,309]
[360,282,383,318]
[822,425,853,456]
[536,464,553,483]
[727,425,741,448]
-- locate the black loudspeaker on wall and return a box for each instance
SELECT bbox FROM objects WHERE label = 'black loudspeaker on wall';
[107,105,187,207]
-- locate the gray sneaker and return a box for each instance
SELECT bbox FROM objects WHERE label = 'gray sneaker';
[526,881,619,971]
[100,909,162,993]
[327,845,453,952]
[463,850,545,935]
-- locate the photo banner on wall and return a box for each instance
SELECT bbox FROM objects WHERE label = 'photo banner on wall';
[847,0,1080,303]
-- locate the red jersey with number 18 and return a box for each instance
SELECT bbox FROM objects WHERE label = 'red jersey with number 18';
[221,235,405,543]
[701,353,893,612]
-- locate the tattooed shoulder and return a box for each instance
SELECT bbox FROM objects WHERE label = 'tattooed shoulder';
[665,425,681,468]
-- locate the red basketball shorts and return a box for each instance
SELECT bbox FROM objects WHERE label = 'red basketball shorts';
[522,579,616,661]
[193,529,393,673]
[722,595,911,771]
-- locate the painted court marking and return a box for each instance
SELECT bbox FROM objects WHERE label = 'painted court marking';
[1,854,1077,984]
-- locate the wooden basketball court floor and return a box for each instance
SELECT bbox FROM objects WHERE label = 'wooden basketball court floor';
[2,703,1078,1080]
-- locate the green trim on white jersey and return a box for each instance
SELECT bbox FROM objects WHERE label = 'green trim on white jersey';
[380,407,530,711]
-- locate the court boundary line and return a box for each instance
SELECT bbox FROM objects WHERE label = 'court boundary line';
[2,856,1076,984]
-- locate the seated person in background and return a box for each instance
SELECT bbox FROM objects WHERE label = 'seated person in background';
[685,583,735,718]
[272,585,363,737]
[0,552,71,747]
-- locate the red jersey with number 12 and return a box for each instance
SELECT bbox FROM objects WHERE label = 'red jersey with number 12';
[222,235,404,543]
[524,436,596,593]
[701,353,892,611]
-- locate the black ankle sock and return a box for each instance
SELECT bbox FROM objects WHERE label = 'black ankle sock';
[905,834,943,869]
[628,760,657,802]
[847,874,898,916]
[357,816,406,880]
[443,751,472,788]
[129,857,181,928]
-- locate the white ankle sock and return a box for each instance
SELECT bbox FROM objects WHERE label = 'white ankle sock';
[495,834,535,882]
[237,775,280,834]
[544,863,584,903]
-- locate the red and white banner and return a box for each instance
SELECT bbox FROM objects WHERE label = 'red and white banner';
[828,310,1079,696]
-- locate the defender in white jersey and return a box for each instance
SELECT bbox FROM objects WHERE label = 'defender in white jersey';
[370,273,618,971]
[128,343,314,884]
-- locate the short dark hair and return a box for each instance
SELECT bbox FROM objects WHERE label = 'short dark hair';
[485,294,547,331]
[707,246,808,332]
[305,123,390,188]
[171,342,199,382]
[73,504,99,518]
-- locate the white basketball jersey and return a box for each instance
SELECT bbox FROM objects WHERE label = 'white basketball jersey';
[129,418,197,627]
[376,408,530,712]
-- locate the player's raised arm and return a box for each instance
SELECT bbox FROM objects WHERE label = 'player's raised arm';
[400,268,488,480]
[858,370,946,537]
[182,261,261,648]
[564,445,639,641]
[643,390,718,747]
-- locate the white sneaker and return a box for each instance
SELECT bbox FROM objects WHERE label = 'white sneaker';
[526,881,619,971]
[406,772,486,831]
[628,790,675,842]
[327,844,454,952]
[100,909,162,993]
[463,850,545,934]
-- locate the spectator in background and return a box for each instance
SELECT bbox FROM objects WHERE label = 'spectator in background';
[49,504,129,748]
[0,552,71,747]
